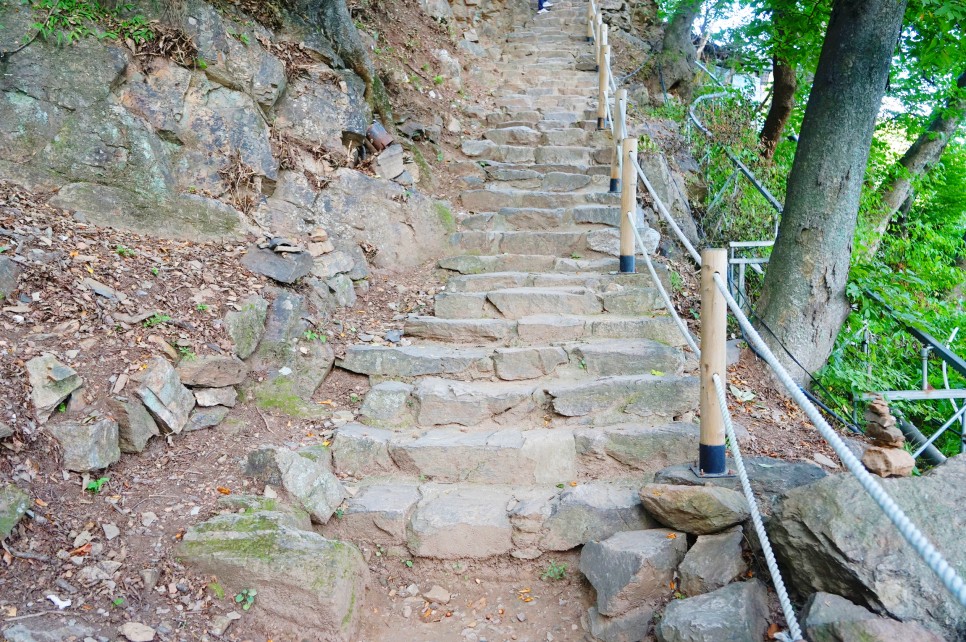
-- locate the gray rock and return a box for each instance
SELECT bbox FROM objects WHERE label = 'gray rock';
[327,274,357,307]
[323,483,420,546]
[274,65,369,153]
[542,482,656,551]
[0,255,20,299]
[590,423,698,477]
[679,526,747,596]
[492,346,568,381]
[241,247,314,284]
[548,375,699,424]
[106,397,159,453]
[338,345,494,378]
[1,483,29,539]
[802,592,942,642]
[246,446,347,524]
[225,295,269,360]
[656,580,769,642]
[412,378,535,427]
[312,250,356,279]
[359,381,414,427]
[2,619,98,642]
[47,418,120,472]
[136,357,195,434]
[193,387,238,408]
[587,605,654,642]
[408,484,513,559]
[639,484,750,535]
[0,421,11,439]
[179,507,367,641]
[331,424,395,475]
[178,356,248,388]
[375,143,405,179]
[654,457,826,500]
[768,455,966,638]
[185,406,230,432]
[569,340,684,378]
[580,529,687,616]
[26,353,83,424]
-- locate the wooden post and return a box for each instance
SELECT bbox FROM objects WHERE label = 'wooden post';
[595,14,603,65]
[597,44,609,130]
[586,3,594,42]
[609,88,627,193]
[619,137,637,273]
[699,248,728,475]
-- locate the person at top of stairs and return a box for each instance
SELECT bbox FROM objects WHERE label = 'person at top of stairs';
[537,0,553,14]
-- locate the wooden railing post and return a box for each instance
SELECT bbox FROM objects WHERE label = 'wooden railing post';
[699,248,728,475]
[609,88,627,193]
[597,44,609,130]
[619,137,637,273]
[586,3,595,42]
[595,14,603,66]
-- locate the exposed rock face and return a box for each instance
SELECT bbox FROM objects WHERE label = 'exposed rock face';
[802,592,943,642]
[638,484,750,535]
[769,456,966,639]
[678,526,747,596]
[47,418,121,472]
[179,498,368,641]
[26,354,83,424]
[177,356,249,388]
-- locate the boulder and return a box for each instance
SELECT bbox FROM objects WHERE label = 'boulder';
[639,484,750,535]
[47,418,120,472]
[586,605,654,642]
[768,455,966,638]
[656,580,769,642]
[802,592,943,642]
[375,143,405,180]
[193,387,238,408]
[322,483,420,547]
[241,247,314,285]
[184,406,230,432]
[179,504,367,641]
[678,526,747,596]
[224,295,269,359]
[177,355,249,388]
[862,446,915,477]
[106,397,159,453]
[580,529,688,616]
[327,274,356,307]
[541,482,656,551]
[1,484,29,539]
[0,255,20,299]
[246,446,347,524]
[26,353,83,424]
[135,357,195,434]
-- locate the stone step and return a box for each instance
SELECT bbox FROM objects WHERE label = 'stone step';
[460,204,616,231]
[459,187,617,212]
[444,271,659,294]
[434,285,663,320]
[476,169,608,193]
[482,125,609,147]
[404,314,686,347]
[438,252,622,274]
[453,230,604,257]
[547,374,699,425]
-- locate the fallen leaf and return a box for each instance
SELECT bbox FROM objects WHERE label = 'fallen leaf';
[69,543,92,556]
[568,481,577,487]
[34,498,48,507]
[216,486,231,495]
[666,533,677,539]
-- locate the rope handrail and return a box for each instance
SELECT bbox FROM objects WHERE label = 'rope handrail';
[709,271,966,609]
[711,372,802,642]
[628,212,701,355]
[630,154,702,265]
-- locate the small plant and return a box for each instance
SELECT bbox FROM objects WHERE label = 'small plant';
[669,271,684,293]
[115,244,135,257]
[349,393,360,404]
[196,303,210,312]
[208,581,225,599]
[194,57,208,70]
[334,508,345,519]
[541,560,567,581]
[150,266,160,276]
[303,329,327,343]
[570,252,582,260]
[111,597,125,608]
[143,313,171,328]
[177,346,196,360]
[404,560,414,568]
[421,63,430,72]
[234,588,257,611]
[577,359,587,370]
[433,75,444,85]
[85,476,109,493]
[56,401,67,413]
[228,30,250,46]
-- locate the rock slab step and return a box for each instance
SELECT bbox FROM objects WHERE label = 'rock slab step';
[656,580,769,642]
[638,483,750,535]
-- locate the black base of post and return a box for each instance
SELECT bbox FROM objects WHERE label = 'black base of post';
[609,178,620,193]
[619,254,635,274]
[586,37,593,43]
[597,117,605,130]
[691,444,734,477]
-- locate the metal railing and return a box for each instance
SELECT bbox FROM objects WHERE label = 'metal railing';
[588,10,966,634]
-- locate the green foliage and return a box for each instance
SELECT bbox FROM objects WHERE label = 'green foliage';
[303,329,328,343]
[196,303,210,312]
[234,588,256,611]
[177,346,196,360]
[433,75,444,85]
[143,313,171,328]
[208,582,225,600]
[540,560,567,581]
[85,476,109,493]
[115,244,135,257]
[27,1,156,47]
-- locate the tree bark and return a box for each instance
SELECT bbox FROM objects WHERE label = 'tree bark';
[645,0,703,103]
[856,70,966,262]
[759,54,797,159]
[754,0,907,384]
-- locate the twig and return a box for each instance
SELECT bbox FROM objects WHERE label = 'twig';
[2,541,51,563]
[0,3,58,61]
[4,610,65,622]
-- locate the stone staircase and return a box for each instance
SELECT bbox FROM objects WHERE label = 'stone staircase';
[324,0,700,561]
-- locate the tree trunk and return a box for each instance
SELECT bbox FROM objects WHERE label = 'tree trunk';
[759,54,797,159]
[645,0,703,103]
[856,70,966,262]
[754,0,907,385]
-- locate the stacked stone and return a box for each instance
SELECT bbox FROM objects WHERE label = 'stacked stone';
[861,395,915,477]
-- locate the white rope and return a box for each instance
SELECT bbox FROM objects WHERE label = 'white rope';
[631,155,702,265]
[710,271,966,608]
[628,212,700,356]
[711,373,802,642]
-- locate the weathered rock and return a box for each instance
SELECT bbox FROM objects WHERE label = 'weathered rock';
[656,580,769,642]
[359,382,413,427]
[322,483,420,547]
[136,357,195,434]
[185,406,230,431]
[654,457,827,501]
[423,584,452,604]
[569,340,685,377]
[106,397,159,453]
[408,484,513,559]
[862,445,915,477]
[0,255,20,299]
[193,387,238,408]
[246,446,347,524]
[331,424,395,475]
[548,375,699,424]
[224,295,269,359]
[179,507,367,641]
[678,526,746,596]
[542,483,656,551]
[0,484,29,539]
[26,353,83,424]
[586,423,698,477]
[177,356,248,388]
[327,274,357,307]
[768,455,966,638]
[118,622,155,642]
[802,592,942,642]
[241,247,314,284]
[47,418,120,472]
[639,484,750,535]
[412,378,535,427]
[587,605,655,642]
[338,345,494,378]
[375,143,405,179]
[492,346,568,380]
[0,421,11,439]
[312,250,356,279]
[2,619,98,642]
[581,529,687,616]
